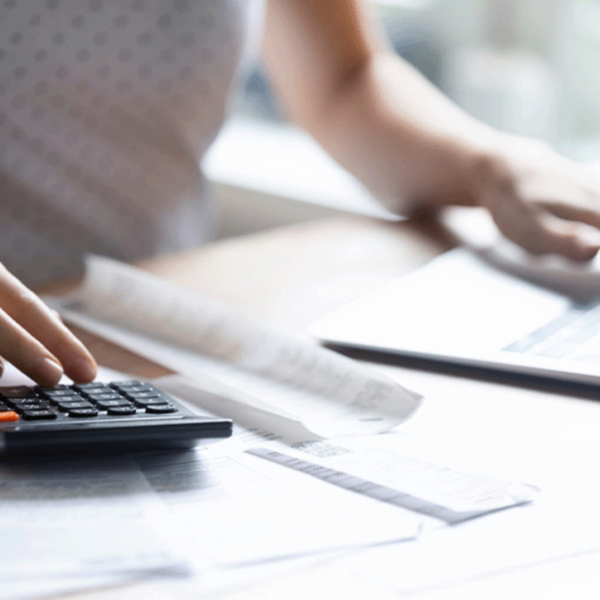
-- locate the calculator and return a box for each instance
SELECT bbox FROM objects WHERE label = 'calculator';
[0,380,232,455]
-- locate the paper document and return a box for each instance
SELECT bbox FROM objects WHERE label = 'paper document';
[0,457,184,580]
[49,255,421,438]
[124,375,422,568]
[248,442,538,526]
[1,573,139,600]
[326,432,599,594]
[131,438,422,567]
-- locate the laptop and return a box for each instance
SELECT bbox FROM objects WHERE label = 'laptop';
[310,245,600,387]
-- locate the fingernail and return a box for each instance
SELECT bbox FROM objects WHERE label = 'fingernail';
[35,356,64,386]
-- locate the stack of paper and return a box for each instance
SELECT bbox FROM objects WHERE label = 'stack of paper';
[0,455,187,600]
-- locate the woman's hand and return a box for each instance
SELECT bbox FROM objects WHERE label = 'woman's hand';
[466,135,600,262]
[0,263,97,386]
[264,1,600,262]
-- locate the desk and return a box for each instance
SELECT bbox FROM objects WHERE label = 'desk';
[52,214,600,600]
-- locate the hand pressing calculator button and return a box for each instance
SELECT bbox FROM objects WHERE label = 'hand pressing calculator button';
[0,380,232,455]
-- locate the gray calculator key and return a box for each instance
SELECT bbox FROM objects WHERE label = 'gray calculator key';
[46,394,85,406]
[6,398,48,407]
[73,383,110,392]
[14,403,51,413]
[79,387,115,398]
[107,406,137,416]
[0,387,38,398]
[35,385,71,392]
[57,401,94,412]
[86,393,123,402]
[129,397,170,407]
[41,389,80,398]
[123,391,162,400]
[145,404,177,414]
[110,380,146,389]
[68,408,99,418]
[96,399,133,410]
[21,409,58,420]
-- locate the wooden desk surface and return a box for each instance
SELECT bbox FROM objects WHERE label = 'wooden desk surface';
[70,213,453,378]
[57,213,600,600]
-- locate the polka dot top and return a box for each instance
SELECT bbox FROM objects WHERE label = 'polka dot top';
[0,0,264,287]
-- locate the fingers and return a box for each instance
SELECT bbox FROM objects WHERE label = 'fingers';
[0,265,97,384]
[487,196,600,261]
[0,307,65,386]
[537,191,600,233]
[533,217,600,261]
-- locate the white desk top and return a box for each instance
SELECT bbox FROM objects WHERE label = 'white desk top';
[39,215,600,600]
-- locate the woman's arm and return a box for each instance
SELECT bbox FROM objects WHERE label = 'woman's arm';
[262,0,600,260]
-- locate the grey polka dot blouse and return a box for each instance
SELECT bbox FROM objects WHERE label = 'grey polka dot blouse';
[0,0,264,286]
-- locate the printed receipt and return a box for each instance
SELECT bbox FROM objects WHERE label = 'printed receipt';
[52,255,422,438]
[248,445,539,525]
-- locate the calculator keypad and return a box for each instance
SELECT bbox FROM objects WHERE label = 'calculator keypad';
[0,381,179,421]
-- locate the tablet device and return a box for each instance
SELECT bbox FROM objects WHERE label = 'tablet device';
[310,248,600,387]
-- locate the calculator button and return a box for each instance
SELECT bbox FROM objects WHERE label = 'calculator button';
[107,406,137,416]
[68,408,99,418]
[79,386,116,397]
[40,389,80,399]
[120,382,153,388]
[0,387,38,398]
[72,383,110,392]
[35,385,71,393]
[5,398,49,408]
[0,403,10,411]
[120,386,155,395]
[86,393,123,402]
[145,404,177,414]
[110,380,145,389]
[45,394,85,406]
[56,401,95,412]
[129,397,170,408]
[14,403,51,414]
[124,390,161,399]
[21,409,58,420]
[35,385,71,390]
[0,411,19,422]
[95,399,133,410]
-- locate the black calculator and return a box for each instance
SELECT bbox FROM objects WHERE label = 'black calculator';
[0,380,232,455]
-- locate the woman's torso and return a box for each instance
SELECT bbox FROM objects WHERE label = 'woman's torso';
[0,0,263,285]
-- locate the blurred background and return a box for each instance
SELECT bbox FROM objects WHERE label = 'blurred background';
[206,0,600,238]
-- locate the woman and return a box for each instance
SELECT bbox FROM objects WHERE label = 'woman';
[2,0,600,386]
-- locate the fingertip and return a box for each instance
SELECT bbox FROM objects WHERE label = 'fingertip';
[58,335,98,383]
[569,239,600,262]
[550,229,600,261]
[580,246,600,261]
[68,356,98,383]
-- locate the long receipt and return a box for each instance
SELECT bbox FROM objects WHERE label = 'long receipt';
[247,447,539,525]
[51,255,422,438]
